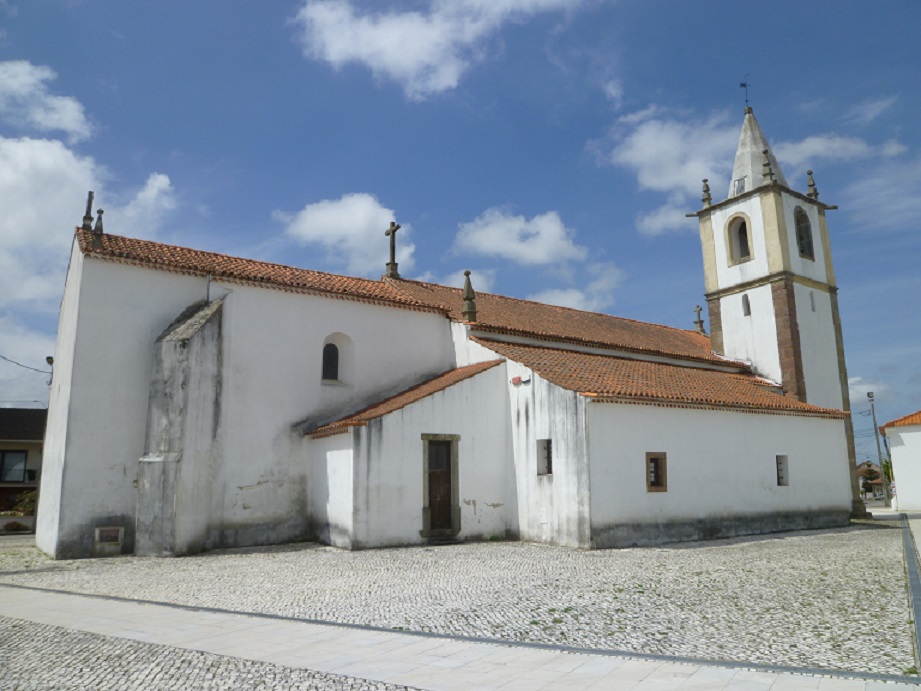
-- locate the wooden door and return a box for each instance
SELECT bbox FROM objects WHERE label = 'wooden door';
[428,440,452,530]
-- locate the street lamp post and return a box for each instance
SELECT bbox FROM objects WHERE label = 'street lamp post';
[867,392,891,508]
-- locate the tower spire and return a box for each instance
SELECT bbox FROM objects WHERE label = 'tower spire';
[728,108,787,198]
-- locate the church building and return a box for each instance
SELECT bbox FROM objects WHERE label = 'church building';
[36,109,862,559]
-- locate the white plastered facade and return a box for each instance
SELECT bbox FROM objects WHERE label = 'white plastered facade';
[887,424,921,511]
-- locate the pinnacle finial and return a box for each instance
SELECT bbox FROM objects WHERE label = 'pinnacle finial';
[807,170,819,199]
[461,270,477,323]
[701,179,711,207]
[82,191,94,230]
[93,208,104,235]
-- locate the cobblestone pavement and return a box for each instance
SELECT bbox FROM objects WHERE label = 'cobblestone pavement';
[0,524,913,677]
[0,616,420,690]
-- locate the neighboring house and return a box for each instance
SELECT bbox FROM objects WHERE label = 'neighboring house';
[882,411,921,510]
[855,461,883,498]
[0,408,46,513]
[37,108,861,559]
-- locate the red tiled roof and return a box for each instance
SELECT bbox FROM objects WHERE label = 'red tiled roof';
[307,360,503,438]
[76,229,433,310]
[476,339,846,418]
[881,410,921,432]
[77,230,733,368]
[386,278,734,366]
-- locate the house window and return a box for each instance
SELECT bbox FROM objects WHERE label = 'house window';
[742,294,751,317]
[537,439,552,476]
[727,216,753,264]
[794,208,814,260]
[776,455,789,486]
[809,291,816,312]
[0,451,28,483]
[646,452,667,492]
[322,343,339,381]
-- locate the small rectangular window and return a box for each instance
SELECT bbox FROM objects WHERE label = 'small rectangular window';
[646,452,667,492]
[776,455,789,486]
[537,439,552,476]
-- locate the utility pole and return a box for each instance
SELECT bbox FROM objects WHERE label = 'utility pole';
[867,392,891,507]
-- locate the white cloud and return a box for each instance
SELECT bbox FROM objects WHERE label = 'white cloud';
[774,134,905,172]
[845,96,898,127]
[114,173,177,238]
[415,267,497,294]
[848,376,894,404]
[636,194,692,237]
[603,109,738,196]
[0,315,54,408]
[0,61,92,142]
[292,0,584,100]
[602,79,623,108]
[844,153,921,233]
[455,207,587,265]
[275,192,413,277]
[527,261,623,312]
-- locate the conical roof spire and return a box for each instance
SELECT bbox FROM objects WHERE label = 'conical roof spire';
[728,107,787,198]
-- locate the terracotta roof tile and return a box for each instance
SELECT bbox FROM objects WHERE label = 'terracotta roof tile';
[307,360,503,437]
[78,230,736,368]
[881,410,921,431]
[386,278,734,366]
[476,339,846,418]
[76,229,431,310]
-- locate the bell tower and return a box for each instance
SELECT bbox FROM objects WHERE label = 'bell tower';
[693,106,865,515]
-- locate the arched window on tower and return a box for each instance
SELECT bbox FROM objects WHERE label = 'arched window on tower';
[795,208,815,260]
[742,294,751,317]
[727,217,753,264]
[322,343,339,381]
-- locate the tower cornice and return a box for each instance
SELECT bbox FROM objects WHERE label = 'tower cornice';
[687,181,837,218]
[703,270,838,302]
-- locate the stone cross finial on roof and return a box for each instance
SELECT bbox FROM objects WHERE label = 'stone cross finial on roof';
[693,305,706,335]
[701,179,711,207]
[384,221,401,279]
[462,270,477,323]
[82,191,94,230]
[807,170,819,199]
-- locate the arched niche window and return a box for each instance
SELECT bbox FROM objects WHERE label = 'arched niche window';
[742,294,751,317]
[322,343,339,381]
[727,216,753,265]
[321,332,353,384]
[794,207,815,260]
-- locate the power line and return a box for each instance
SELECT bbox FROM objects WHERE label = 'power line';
[0,353,51,375]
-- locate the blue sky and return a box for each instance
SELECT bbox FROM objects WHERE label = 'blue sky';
[1,1,919,463]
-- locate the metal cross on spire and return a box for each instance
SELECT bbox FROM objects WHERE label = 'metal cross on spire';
[740,75,750,107]
[384,221,401,279]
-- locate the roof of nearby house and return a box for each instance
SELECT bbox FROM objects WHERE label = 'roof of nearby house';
[475,339,847,418]
[0,408,47,441]
[76,229,735,369]
[307,360,503,438]
[881,409,921,432]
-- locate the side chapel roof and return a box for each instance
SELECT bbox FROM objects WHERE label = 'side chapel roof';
[475,339,846,418]
[881,410,921,432]
[307,360,503,438]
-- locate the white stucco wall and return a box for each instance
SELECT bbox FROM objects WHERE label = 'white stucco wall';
[587,402,851,545]
[307,434,353,548]
[505,362,590,548]
[343,362,512,548]
[40,250,461,557]
[781,196,828,284]
[888,425,921,511]
[718,284,781,382]
[792,283,843,409]
[710,197,771,288]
